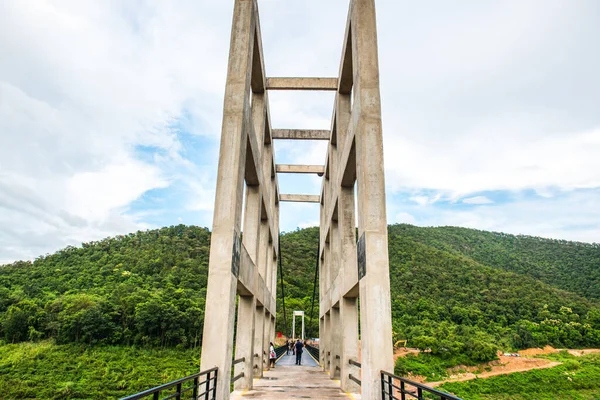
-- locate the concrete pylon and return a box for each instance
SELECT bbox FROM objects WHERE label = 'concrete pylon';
[202,0,393,398]
[292,310,305,340]
[200,0,279,397]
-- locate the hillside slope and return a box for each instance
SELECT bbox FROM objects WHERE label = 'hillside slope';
[389,224,600,301]
[1,224,599,354]
[0,225,210,347]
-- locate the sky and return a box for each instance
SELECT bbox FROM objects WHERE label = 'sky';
[1,0,599,263]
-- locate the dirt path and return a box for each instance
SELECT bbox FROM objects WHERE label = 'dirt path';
[394,346,600,388]
[427,355,561,387]
[565,349,600,357]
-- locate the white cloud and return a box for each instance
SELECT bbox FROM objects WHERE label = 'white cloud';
[394,212,416,225]
[462,196,493,205]
[2,0,600,262]
[0,0,232,262]
[380,1,600,198]
[410,190,600,244]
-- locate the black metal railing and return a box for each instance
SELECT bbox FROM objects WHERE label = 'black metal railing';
[380,371,462,400]
[274,345,288,359]
[231,357,245,384]
[305,344,320,363]
[120,367,218,400]
[348,359,362,386]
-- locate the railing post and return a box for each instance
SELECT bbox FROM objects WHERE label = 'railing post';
[153,392,159,400]
[192,376,198,399]
[213,369,218,400]
[175,382,182,400]
[380,372,386,399]
[388,375,393,400]
[417,387,423,400]
[401,381,406,400]
[204,370,211,400]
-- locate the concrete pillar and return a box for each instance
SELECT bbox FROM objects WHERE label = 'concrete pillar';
[253,305,265,377]
[243,188,261,263]
[258,222,269,279]
[265,243,273,291]
[319,316,325,366]
[263,311,271,371]
[324,311,331,372]
[270,316,276,351]
[329,306,341,379]
[338,183,360,393]
[352,0,394,397]
[340,296,360,392]
[199,0,255,398]
[271,251,278,298]
[234,295,255,390]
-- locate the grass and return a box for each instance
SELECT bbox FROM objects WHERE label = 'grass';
[0,340,200,399]
[437,352,600,400]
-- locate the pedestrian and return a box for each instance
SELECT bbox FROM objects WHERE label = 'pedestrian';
[295,339,304,365]
[287,340,292,355]
[269,342,276,368]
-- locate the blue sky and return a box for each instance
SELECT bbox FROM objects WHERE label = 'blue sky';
[1,0,600,263]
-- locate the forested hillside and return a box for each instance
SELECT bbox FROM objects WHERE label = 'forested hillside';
[390,224,600,300]
[1,223,600,357]
[0,225,210,347]
[278,225,600,362]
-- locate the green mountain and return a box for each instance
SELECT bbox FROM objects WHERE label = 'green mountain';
[278,225,600,361]
[0,225,211,347]
[1,224,599,357]
[390,224,600,301]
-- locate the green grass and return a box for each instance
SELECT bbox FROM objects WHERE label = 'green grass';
[437,352,600,400]
[0,340,200,399]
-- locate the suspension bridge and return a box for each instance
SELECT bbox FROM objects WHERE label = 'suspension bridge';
[122,0,461,399]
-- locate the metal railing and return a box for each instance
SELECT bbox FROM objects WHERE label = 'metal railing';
[305,344,320,363]
[348,359,362,386]
[231,357,245,383]
[380,371,462,400]
[120,367,218,400]
[274,345,288,359]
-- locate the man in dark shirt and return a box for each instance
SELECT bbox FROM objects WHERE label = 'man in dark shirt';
[294,339,304,365]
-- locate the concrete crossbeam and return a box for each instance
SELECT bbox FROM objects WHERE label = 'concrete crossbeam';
[276,164,325,174]
[279,194,320,203]
[266,77,338,91]
[272,129,330,140]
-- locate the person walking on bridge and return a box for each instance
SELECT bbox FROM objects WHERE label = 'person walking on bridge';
[294,339,304,365]
[269,342,276,368]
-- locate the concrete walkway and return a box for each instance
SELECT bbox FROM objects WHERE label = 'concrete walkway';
[230,352,360,399]
[276,350,319,367]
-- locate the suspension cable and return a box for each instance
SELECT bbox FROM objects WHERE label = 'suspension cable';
[278,233,288,337]
[308,239,320,337]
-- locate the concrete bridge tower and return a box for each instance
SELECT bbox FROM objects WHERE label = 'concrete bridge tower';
[200,0,394,398]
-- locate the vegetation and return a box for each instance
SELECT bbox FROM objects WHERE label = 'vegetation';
[390,224,600,301]
[0,225,210,348]
[278,225,600,365]
[1,223,600,397]
[438,352,600,400]
[0,340,199,399]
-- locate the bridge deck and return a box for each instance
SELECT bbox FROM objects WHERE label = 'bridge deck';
[231,352,360,399]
